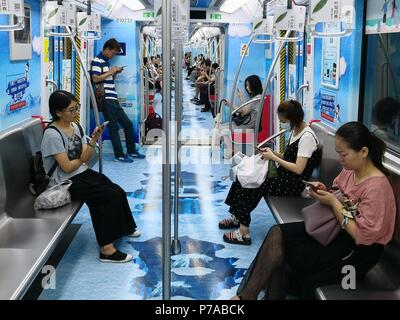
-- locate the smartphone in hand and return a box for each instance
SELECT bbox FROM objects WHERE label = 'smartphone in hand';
[302,180,319,191]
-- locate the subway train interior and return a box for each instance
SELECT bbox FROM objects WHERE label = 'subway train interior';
[1,0,400,302]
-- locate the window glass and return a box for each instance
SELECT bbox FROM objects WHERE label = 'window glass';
[363,32,400,155]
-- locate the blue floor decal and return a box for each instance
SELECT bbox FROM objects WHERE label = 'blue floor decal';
[38,74,275,300]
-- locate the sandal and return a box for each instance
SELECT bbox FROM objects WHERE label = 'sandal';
[223,229,251,245]
[218,215,240,229]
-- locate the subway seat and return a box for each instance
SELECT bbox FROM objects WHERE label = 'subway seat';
[264,123,400,300]
[0,118,96,300]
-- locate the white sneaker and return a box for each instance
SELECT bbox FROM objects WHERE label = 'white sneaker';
[129,230,141,238]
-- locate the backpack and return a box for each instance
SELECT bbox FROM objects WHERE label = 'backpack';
[29,124,84,196]
[145,112,162,135]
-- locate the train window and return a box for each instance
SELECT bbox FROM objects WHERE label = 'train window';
[362,32,400,155]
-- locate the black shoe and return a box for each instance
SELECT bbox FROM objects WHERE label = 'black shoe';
[99,250,133,263]
[190,97,199,102]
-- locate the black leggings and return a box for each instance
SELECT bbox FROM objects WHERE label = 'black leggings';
[237,223,384,300]
[69,169,137,247]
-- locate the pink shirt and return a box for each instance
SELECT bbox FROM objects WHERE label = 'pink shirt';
[333,169,396,246]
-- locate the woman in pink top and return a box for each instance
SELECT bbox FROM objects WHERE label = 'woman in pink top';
[232,122,396,300]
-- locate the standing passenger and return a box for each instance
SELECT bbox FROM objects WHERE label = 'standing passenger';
[91,38,145,163]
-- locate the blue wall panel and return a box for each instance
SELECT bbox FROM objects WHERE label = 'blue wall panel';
[223,23,271,121]
[91,19,142,143]
[312,0,365,128]
[0,0,41,132]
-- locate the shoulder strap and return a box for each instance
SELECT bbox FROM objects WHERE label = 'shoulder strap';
[44,126,66,177]
[286,130,319,151]
[75,123,84,139]
[298,130,319,146]
[45,126,66,148]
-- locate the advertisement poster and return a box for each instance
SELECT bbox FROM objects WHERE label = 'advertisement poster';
[240,44,249,57]
[62,59,72,92]
[288,64,297,100]
[321,23,340,89]
[5,63,31,114]
[320,90,339,125]
[366,0,400,34]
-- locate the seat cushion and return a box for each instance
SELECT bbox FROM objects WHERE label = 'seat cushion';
[316,243,400,300]
[266,196,314,224]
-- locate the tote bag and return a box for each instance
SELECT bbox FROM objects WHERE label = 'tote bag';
[236,154,269,188]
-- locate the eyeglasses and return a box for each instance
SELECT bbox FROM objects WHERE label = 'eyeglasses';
[65,106,80,114]
[111,49,122,56]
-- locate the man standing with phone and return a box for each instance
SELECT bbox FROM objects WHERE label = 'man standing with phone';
[91,38,145,163]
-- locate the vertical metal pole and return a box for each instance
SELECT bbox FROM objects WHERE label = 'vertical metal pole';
[229,34,254,133]
[162,0,172,301]
[66,26,103,173]
[144,67,150,119]
[172,42,183,255]
[254,30,291,149]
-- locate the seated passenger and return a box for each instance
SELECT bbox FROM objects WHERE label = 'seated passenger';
[191,59,211,106]
[220,100,320,245]
[232,122,396,300]
[226,75,263,130]
[41,91,141,263]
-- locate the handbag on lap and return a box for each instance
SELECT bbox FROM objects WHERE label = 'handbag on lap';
[301,189,345,247]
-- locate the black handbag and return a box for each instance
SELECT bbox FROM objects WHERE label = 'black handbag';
[232,112,251,126]
[90,64,106,112]
[92,82,106,112]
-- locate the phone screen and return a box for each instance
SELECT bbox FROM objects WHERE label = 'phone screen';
[302,180,318,191]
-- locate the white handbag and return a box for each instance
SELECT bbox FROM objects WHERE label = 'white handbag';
[34,180,73,210]
[235,154,269,188]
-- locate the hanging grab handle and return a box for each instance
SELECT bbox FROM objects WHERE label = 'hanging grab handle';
[309,24,353,38]
[0,15,24,31]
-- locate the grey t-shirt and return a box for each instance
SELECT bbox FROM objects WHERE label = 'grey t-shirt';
[233,94,262,130]
[41,123,88,185]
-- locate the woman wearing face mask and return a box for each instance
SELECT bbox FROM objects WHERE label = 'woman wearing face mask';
[219,100,321,245]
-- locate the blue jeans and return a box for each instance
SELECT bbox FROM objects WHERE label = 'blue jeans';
[103,99,136,158]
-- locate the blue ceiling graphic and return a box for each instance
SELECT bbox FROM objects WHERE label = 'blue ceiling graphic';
[191,0,215,8]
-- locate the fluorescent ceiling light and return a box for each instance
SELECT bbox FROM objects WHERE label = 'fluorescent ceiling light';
[219,0,250,14]
[120,0,145,11]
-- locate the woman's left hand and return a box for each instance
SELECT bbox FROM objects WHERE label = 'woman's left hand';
[309,189,336,206]
[261,148,275,161]
[91,126,104,142]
